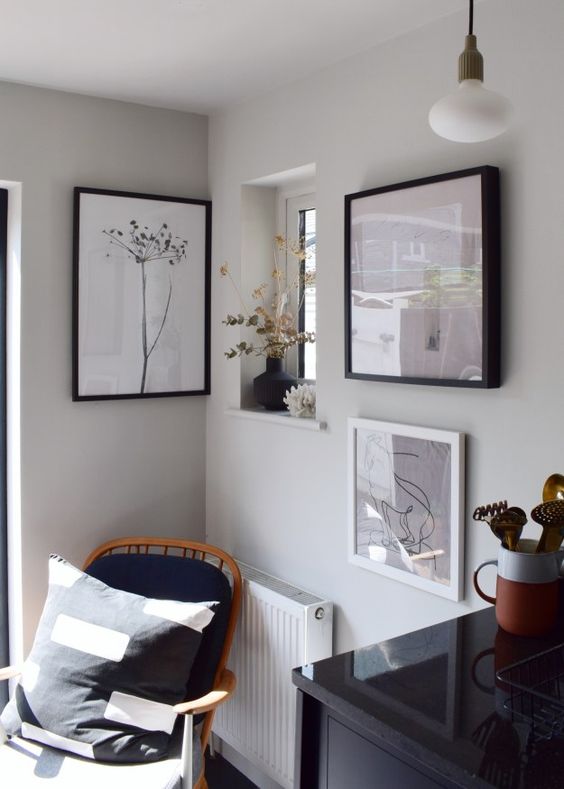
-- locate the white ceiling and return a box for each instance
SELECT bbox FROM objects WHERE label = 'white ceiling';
[0,0,469,114]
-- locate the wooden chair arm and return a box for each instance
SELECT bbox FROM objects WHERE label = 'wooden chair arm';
[174,668,236,716]
[0,665,21,682]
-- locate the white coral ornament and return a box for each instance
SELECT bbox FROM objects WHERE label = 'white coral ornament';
[283,384,316,418]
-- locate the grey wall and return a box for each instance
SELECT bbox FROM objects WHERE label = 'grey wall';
[0,82,209,649]
[207,0,564,654]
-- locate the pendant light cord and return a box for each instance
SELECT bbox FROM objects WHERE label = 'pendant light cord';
[459,0,482,82]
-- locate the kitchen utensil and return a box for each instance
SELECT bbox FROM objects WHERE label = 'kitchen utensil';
[473,500,508,524]
[490,507,527,551]
[542,473,564,502]
[473,501,525,550]
[474,500,509,546]
[531,499,564,553]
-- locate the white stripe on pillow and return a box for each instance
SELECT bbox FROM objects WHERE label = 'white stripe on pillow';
[51,614,130,661]
[21,722,95,759]
[142,598,216,631]
[21,661,40,693]
[49,560,83,588]
[103,691,177,735]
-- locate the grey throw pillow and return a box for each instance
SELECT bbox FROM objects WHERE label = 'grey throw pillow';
[1,555,216,762]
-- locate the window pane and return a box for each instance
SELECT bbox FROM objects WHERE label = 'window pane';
[299,208,316,379]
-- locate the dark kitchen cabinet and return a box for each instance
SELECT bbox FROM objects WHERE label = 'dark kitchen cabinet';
[293,607,564,788]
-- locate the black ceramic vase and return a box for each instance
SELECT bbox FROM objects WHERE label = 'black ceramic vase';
[253,357,296,411]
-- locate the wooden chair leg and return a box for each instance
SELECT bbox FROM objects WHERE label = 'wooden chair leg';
[195,772,208,789]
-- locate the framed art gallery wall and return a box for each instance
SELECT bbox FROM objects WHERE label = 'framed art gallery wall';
[73,187,211,401]
[206,1,564,658]
[345,166,500,388]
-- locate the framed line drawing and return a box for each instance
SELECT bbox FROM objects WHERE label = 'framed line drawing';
[345,166,500,387]
[348,417,465,601]
[73,187,211,400]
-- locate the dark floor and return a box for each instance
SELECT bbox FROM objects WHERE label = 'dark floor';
[206,752,258,788]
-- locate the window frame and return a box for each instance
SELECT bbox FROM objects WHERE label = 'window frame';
[0,189,8,703]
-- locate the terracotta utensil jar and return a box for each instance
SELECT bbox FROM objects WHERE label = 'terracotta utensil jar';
[474,540,563,636]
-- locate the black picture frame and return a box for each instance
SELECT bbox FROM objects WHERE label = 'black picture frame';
[73,187,211,401]
[344,166,500,388]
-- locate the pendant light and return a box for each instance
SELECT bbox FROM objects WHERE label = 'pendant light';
[429,0,512,143]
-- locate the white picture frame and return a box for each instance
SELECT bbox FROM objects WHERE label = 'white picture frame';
[348,417,465,600]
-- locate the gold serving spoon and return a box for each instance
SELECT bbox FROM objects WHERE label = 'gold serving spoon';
[473,501,526,550]
[531,499,564,553]
[490,507,527,551]
[542,473,564,502]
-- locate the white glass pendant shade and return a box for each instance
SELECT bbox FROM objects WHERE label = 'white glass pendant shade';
[429,79,512,143]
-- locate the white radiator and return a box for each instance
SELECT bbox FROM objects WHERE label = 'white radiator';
[213,561,333,788]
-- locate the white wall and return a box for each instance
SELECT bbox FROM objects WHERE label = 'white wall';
[0,82,209,651]
[207,0,564,654]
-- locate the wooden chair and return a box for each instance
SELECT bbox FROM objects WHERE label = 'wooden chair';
[0,537,242,789]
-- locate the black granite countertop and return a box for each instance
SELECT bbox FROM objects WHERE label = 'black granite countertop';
[293,606,564,788]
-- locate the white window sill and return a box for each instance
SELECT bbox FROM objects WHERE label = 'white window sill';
[225,407,327,431]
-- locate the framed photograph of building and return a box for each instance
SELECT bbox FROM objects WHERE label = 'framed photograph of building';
[348,417,465,601]
[73,187,211,400]
[345,166,500,387]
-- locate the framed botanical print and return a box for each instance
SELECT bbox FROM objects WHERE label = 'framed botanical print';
[73,187,211,400]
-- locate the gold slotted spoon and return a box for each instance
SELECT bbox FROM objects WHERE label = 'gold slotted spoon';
[531,499,564,553]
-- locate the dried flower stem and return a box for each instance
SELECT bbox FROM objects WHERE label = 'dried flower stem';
[221,236,315,360]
